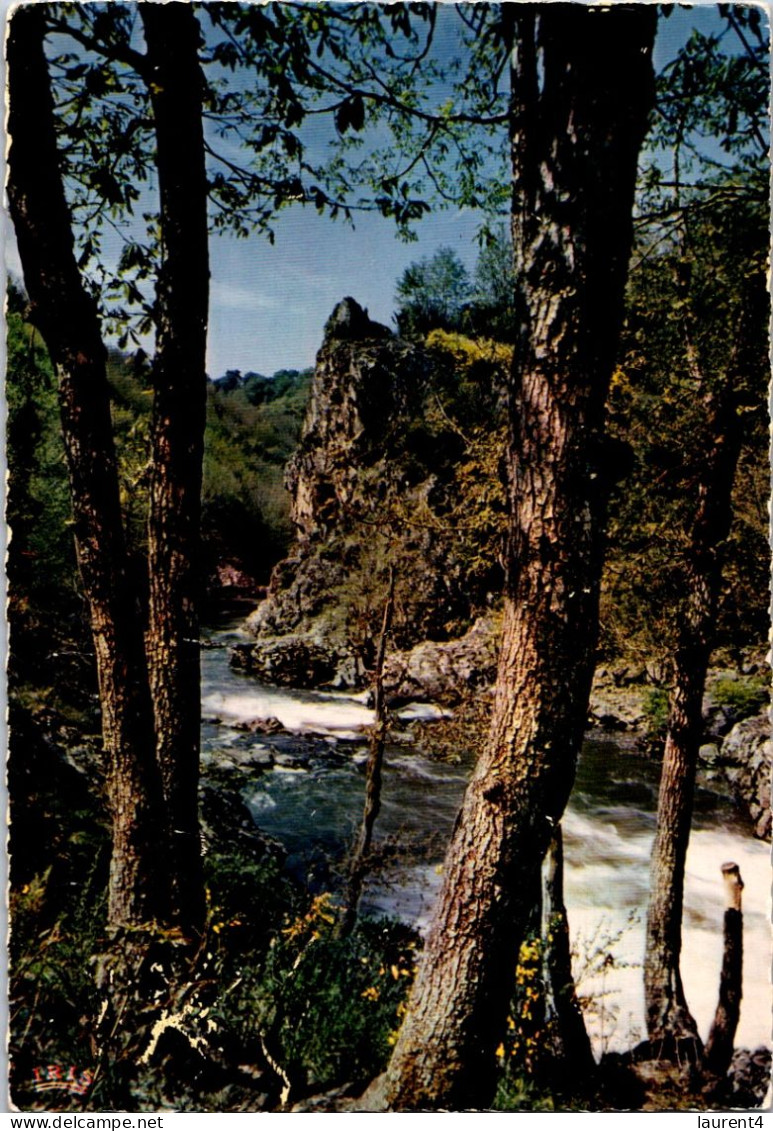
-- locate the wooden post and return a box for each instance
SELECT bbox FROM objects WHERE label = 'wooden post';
[704,862,744,1076]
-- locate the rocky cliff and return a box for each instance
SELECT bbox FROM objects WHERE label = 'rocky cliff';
[235,298,499,690]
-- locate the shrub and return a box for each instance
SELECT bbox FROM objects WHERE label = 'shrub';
[712,675,768,720]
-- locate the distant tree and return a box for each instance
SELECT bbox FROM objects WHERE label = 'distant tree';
[395,246,471,337]
[217,369,243,392]
[463,224,517,341]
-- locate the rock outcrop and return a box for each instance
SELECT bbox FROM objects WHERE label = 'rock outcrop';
[285,297,427,543]
[239,298,494,690]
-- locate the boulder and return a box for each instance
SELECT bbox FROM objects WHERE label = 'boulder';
[714,710,772,839]
[383,614,500,705]
[588,667,648,731]
[231,634,357,689]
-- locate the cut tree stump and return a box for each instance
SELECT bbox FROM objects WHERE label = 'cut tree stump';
[704,862,744,1076]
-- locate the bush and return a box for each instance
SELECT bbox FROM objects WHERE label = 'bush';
[642,687,670,748]
[712,675,768,720]
[249,896,419,1095]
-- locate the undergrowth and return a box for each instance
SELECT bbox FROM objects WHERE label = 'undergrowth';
[9,780,417,1112]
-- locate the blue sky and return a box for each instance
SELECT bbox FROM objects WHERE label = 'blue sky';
[4,3,743,379]
[205,5,727,379]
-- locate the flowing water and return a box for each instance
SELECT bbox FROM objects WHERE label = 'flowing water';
[201,622,770,1057]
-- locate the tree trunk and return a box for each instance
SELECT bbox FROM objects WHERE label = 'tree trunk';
[7,4,169,932]
[140,4,210,936]
[644,389,745,1057]
[379,7,656,1110]
[704,863,744,1077]
[339,568,395,937]
[540,828,596,1086]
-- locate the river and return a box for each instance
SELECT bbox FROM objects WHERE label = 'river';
[200,621,770,1058]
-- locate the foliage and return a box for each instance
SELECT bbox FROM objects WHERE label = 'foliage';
[252,898,417,1095]
[6,302,78,624]
[8,752,417,1111]
[9,742,109,1110]
[394,227,517,341]
[464,223,517,341]
[204,368,313,584]
[6,293,312,613]
[711,674,768,721]
[642,688,670,749]
[601,194,768,670]
[600,11,769,673]
[492,931,585,1112]
[395,246,471,338]
[282,326,509,662]
[40,4,510,348]
[497,935,545,1076]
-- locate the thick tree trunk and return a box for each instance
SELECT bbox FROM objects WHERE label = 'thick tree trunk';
[644,389,744,1057]
[140,4,210,935]
[379,7,656,1110]
[7,5,169,931]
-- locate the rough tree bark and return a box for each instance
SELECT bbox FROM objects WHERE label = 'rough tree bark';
[8,3,211,941]
[7,4,170,932]
[140,2,210,936]
[377,6,656,1110]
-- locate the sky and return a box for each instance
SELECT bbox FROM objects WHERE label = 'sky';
[204,4,728,378]
[3,2,745,380]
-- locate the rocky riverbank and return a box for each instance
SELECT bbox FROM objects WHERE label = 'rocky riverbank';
[232,618,771,841]
[235,295,769,842]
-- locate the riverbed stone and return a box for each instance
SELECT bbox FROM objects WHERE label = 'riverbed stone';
[273,750,311,769]
[231,635,345,688]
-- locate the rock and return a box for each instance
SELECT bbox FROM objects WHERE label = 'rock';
[715,710,772,839]
[199,780,285,861]
[699,742,721,765]
[236,716,284,735]
[588,667,648,731]
[703,705,735,740]
[239,298,495,692]
[231,635,351,689]
[201,744,275,774]
[323,296,391,341]
[244,748,275,769]
[273,750,311,770]
[287,302,430,542]
[612,664,647,688]
[383,614,500,705]
[725,1046,772,1108]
